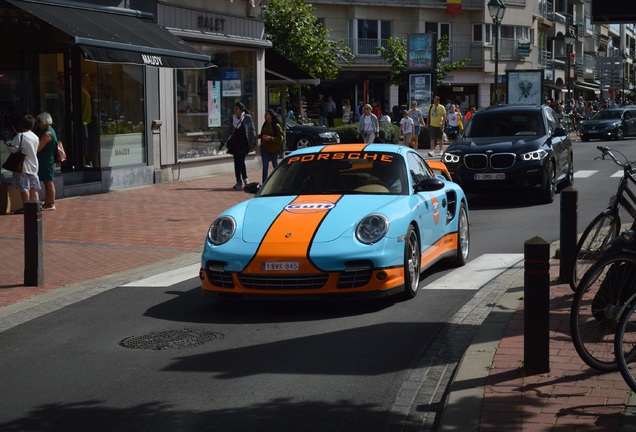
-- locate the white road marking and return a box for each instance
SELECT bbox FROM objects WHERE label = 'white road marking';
[424,253,524,290]
[574,170,598,178]
[123,263,201,287]
[611,170,624,178]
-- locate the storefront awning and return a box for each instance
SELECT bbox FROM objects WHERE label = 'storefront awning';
[573,81,601,92]
[8,0,213,69]
[265,49,320,85]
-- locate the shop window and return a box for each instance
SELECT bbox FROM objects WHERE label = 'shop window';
[90,63,145,168]
[176,46,255,161]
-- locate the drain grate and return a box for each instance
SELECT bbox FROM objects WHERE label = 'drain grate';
[118,328,224,351]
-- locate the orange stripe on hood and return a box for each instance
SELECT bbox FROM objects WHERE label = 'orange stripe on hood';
[244,195,342,273]
[320,144,368,152]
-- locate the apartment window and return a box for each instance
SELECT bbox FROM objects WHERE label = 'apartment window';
[473,24,492,44]
[425,22,450,42]
[349,20,392,55]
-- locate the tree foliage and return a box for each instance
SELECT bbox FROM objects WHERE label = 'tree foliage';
[262,0,353,81]
[377,35,468,88]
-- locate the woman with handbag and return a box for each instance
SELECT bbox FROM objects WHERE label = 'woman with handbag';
[219,101,257,189]
[258,109,285,183]
[36,112,58,211]
[7,115,40,213]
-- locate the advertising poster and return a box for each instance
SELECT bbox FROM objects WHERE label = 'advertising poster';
[208,81,221,128]
[408,33,435,70]
[222,69,242,97]
[409,74,432,110]
[507,70,544,105]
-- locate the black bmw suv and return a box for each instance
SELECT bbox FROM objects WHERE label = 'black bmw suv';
[441,104,573,203]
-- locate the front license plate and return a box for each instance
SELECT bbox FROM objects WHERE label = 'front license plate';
[263,262,299,271]
[474,173,505,180]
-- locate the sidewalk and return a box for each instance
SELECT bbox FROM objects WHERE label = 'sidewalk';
[441,259,636,431]
[1,168,635,431]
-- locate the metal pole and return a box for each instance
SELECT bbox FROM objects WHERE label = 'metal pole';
[567,45,571,101]
[524,236,550,374]
[494,20,499,105]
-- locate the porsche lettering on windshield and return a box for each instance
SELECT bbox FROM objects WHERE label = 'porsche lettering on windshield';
[286,152,394,164]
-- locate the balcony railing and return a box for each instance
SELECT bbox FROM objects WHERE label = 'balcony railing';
[311,0,483,8]
[338,38,484,67]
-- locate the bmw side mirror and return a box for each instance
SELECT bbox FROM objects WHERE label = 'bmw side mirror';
[553,126,567,137]
[414,178,444,192]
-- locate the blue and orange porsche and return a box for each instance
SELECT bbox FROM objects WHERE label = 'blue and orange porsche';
[200,144,469,300]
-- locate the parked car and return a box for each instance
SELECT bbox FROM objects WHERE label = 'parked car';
[579,107,636,141]
[200,144,469,300]
[441,104,573,203]
[284,118,340,150]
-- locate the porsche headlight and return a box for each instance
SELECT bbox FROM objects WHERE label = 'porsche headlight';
[207,216,236,245]
[355,214,389,244]
[442,153,461,163]
[520,149,548,161]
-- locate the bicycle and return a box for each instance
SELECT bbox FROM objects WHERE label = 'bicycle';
[615,278,636,391]
[571,247,636,372]
[568,146,636,292]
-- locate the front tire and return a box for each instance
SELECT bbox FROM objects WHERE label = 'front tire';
[540,161,556,203]
[452,203,469,266]
[295,136,314,149]
[402,225,421,300]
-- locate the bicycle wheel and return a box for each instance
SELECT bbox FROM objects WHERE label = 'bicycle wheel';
[569,212,620,292]
[570,252,636,371]
[615,299,636,392]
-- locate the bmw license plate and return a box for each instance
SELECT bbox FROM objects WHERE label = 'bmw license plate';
[474,173,505,180]
[263,262,299,271]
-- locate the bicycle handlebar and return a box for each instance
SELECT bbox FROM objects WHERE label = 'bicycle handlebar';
[597,146,632,170]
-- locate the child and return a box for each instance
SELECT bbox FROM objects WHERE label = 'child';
[400,110,414,148]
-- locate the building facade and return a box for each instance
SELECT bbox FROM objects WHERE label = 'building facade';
[0,0,268,197]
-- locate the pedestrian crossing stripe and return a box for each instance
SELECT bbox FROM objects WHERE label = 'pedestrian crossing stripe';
[611,170,623,178]
[573,170,598,178]
[424,254,523,290]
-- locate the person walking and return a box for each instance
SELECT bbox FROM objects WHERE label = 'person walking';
[445,104,462,145]
[220,101,256,189]
[36,112,59,211]
[408,101,424,149]
[342,99,353,125]
[325,96,336,127]
[400,110,414,147]
[357,104,379,143]
[426,96,446,157]
[258,108,285,184]
[8,114,40,213]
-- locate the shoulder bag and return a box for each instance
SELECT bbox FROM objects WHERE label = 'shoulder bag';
[2,134,25,173]
[55,140,67,163]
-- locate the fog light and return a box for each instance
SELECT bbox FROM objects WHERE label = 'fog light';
[376,271,387,280]
[200,271,206,281]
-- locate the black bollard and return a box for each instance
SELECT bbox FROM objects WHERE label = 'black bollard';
[23,199,43,286]
[559,187,578,283]
[524,236,550,374]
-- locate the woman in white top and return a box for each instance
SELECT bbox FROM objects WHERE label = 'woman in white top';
[400,110,414,147]
[356,104,379,143]
[342,99,353,124]
[445,104,462,144]
[8,114,40,213]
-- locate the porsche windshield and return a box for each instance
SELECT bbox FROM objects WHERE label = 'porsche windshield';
[258,152,408,196]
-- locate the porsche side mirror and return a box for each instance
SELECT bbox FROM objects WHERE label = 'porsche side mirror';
[244,182,260,194]
[414,178,444,193]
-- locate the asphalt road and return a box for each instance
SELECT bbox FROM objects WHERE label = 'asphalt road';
[0,137,634,432]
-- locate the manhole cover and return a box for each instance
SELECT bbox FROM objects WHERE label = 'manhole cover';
[118,328,224,350]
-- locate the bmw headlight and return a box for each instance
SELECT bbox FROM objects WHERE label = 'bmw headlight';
[520,149,548,161]
[442,153,461,163]
[355,214,389,244]
[207,216,236,245]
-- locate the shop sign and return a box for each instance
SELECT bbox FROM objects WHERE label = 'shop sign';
[198,16,226,33]
[517,42,531,58]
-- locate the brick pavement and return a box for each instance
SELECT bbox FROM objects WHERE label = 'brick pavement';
[0,170,254,308]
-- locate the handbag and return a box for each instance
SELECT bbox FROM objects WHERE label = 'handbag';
[54,140,67,163]
[2,135,25,173]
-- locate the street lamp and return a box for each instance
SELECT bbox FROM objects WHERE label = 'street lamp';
[488,0,506,105]
[564,29,576,103]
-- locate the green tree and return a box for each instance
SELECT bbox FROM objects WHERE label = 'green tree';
[377,35,468,88]
[262,0,353,81]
